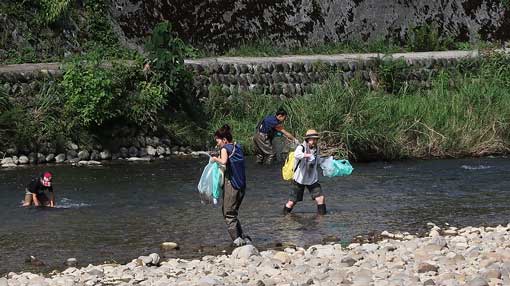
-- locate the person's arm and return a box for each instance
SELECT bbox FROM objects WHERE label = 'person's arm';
[49,187,55,207]
[306,149,317,165]
[280,128,297,142]
[49,192,55,208]
[294,145,310,160]
[211,148,228,165]
[32,193,40,206]
[28,179,40,206]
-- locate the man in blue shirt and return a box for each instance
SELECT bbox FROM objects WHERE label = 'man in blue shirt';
[253,108,297,164]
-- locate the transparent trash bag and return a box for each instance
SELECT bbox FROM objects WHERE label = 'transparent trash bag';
[320,156,353,177]
[198,161,223,205]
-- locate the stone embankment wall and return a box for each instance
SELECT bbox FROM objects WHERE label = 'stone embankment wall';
[0,50,494,100]
[186,50,483,98]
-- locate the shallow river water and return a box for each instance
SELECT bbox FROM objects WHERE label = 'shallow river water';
[1,156,510,274]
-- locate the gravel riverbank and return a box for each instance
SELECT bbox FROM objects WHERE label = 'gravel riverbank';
[4,223,510,286]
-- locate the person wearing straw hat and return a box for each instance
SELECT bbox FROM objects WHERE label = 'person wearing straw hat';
[283,129,327,215]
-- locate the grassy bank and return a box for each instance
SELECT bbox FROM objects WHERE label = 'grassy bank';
[2,16,510,161]
[207,54,510,161]
[212,39,499,58]
[204,24,502,57]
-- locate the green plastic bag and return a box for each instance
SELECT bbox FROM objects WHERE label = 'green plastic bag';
[198,161,223,205]
[320,156,353,177]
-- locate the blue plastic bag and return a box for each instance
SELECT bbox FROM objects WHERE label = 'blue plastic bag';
[320,156,353,177]
[198,161,223,205]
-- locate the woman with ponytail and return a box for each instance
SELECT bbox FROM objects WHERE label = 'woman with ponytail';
[210,125,251,246]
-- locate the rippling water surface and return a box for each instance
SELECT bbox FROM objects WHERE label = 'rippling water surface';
[1,157,510,274]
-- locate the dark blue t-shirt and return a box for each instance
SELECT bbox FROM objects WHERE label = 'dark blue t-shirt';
[259,115,282,134]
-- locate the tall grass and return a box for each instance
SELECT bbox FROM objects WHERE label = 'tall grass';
[207,54,510,161]
[217,39,405,57]
[206,30,502,58]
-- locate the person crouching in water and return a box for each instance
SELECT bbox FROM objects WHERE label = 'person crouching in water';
[23,172,55,207]
[253,108,298,165]
[210,125,251,246]
[283,130,326,215]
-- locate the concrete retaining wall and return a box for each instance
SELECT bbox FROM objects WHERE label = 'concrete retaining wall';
[111,0,510,52]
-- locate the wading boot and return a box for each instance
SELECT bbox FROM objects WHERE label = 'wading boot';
[317,204,327,215]
[283,206,293,215]
[243,235,253,245]
[233,237,246,247]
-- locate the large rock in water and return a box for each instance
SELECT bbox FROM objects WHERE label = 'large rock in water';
[18,155,29,164]
[128,146,139,157]
[147,146,156,156]
[37,153,46,163]
[55,153,66,163]
[28,153,37,164]
[156,146,165,156]
[66,150,77,160]
[100,150,111,160]
[161,242,179,250]
[1,157,13,165]
[66,142,78,150]
[90,150,100,161]
[66,258,77,267]
[78,150,90,160]
[45,154,55,163]
[119,147,128,158]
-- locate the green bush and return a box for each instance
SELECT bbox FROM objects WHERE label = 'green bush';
[61,59,120,129]
[144,21,196,93]
[54,21,202,144]
[129,82,166,130]
[38,0,71,24]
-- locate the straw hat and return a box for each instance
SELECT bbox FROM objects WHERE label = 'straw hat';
[304,129,320,139]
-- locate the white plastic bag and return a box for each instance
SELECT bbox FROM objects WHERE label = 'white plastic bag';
[320,156,353,177]
[198,160,224,205]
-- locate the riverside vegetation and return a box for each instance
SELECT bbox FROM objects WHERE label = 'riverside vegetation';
[207,52,510,161]
[0,21,207,156]
[2,49,510,162]
[1,0,510,161]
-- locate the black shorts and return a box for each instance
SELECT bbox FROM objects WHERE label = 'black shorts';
[289,181,323,202]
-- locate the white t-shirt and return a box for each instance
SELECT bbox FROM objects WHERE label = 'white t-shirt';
[292,142,323,185]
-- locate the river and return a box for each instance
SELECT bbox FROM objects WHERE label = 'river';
[1,156,509,274]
